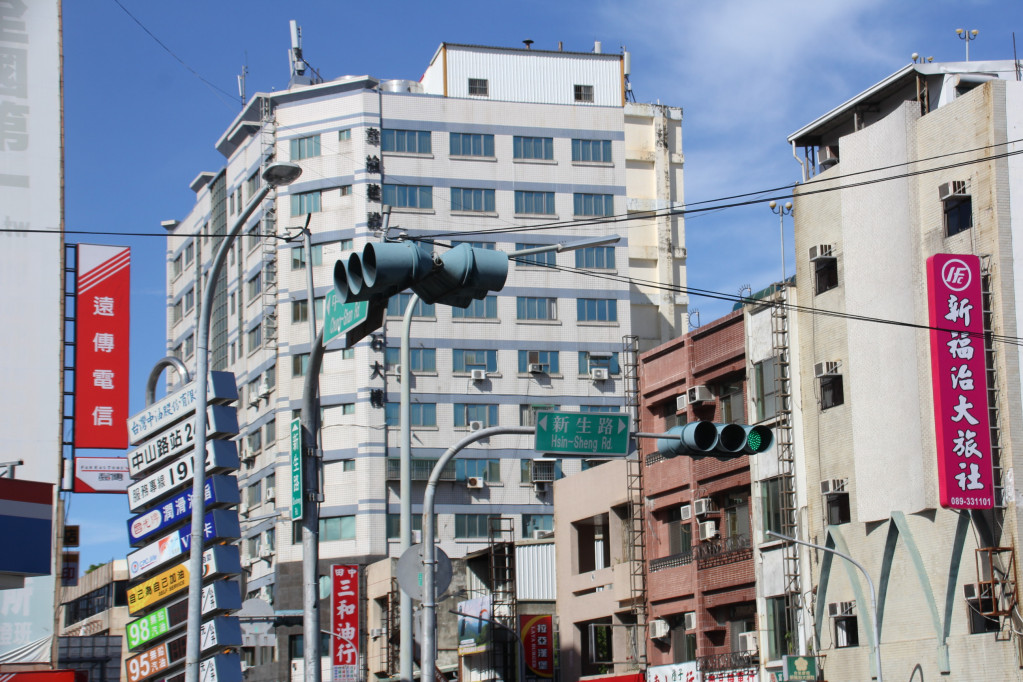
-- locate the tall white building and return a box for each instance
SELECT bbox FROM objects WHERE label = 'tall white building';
[165,40,684,676]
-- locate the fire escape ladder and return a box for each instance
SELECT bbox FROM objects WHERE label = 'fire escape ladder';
[61,243,79,469]
[488,517,517,681]
[622,334,640,425]
[260,96,279,350]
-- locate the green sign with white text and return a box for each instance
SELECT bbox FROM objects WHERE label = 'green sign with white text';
[127,606,170,649]
[783,654,818,681]
[290,419,303,520]
[533,411,631,456]
[323,289,368,345]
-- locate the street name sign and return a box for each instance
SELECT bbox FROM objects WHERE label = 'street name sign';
[128,405,239,478]
[128,440,238,512]
[533,411,631,456]
[323,289,368,345]
[127,372,237,446]
[290,418,302,521]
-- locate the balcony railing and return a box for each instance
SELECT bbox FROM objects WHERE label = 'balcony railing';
[649,550,694,573]
[696,650,758,673]
[695,533,753,568]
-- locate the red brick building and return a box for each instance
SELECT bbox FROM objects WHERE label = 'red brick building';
[638,309,758,676]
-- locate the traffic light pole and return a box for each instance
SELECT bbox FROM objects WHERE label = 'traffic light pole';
[301,327,325,682]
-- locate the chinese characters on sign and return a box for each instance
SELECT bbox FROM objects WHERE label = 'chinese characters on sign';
[927,254,994,509]
[520,614,554,681]
[331,564,360,682]
[646,661,699,682]
[74,244,131,449]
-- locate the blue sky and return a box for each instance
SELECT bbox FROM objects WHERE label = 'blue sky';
[62,0,1014,568]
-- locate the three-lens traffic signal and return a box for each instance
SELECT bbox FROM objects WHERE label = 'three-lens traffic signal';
[656,421,773,460]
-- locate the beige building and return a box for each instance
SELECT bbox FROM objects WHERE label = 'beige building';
[57,560,130,680]
[788,61,1023,679]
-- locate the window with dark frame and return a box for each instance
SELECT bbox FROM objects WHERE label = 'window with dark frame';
[826,490,851,525]
[820,374,844,410]
[468,78,489,97]
[835,614,859,647]
[815,256,839,294]
[944,195,973,237]
[574,84,594,102]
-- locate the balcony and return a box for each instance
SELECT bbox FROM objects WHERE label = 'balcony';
[695,533,753,569]
[649,550,694,573]
[697,650,758,673]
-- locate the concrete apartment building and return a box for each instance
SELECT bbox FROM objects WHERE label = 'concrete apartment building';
[56,560,129,681]
[637,310,761,682]
[787,60,1023,679]
[164,37,684,678]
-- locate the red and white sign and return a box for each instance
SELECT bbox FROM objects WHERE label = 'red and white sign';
[73,456,129,494]
[330,564,359,682]
[927,254,993,509]
[74,244,131,449]
[520,614,554,681]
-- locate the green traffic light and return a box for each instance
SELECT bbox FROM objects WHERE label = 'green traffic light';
[747,430,762,452]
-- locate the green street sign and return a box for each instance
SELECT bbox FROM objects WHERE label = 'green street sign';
[534,411,631,457]
[323,289,368,345]
[290,419,303,521]
[783,654,818,681]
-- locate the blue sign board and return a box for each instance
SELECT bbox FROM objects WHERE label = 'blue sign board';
[126,474,239,546]
[127,508,241,580]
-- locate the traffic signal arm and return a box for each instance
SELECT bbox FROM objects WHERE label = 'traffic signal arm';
[654,421,773,459]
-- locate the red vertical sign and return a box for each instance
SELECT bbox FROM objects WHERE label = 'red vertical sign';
[331,564,359,681]
[927,254,993,509]
[519,614,554,681]
[74,245,131,449]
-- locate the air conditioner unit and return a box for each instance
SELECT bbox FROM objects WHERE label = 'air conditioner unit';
[683,612,697,631]
[265,487,275,502]
[259,547,273,559]
[680,504,692,521]
[939,180,968,201]
[820,478,847,496]
[814,361,840,378]
[470,369,487,382]
[370,627,386,638]
[590,367,610,381]
[531,529,551,540]
[411,529,423,544]
[738,631,759,654]
[257,379,271,398]
[687,385,713,404]
[694,498,713,517]
[699,521,717,541]
[533,481,550,494]
[467,476,485,489]
[828,601,855,617]
[528,363,545,374]
[676,394,688,411]
[808,244,834,261]
[648,619,670,640]
[468,420,484,432]
[818,145,839,170]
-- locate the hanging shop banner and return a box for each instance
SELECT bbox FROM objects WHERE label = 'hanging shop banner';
[126,371,238,447]
[926,254,994,509]
[127,580,242,650]
[704,671,756,682]
[126,508,240,580]
[330,564,360,682]
[128,405,239,478]
[74,244,131,449]
[73,456,130,493]
[127,439,238,513]
[647,662,699,682]
[519,614,555,681]
[127,475,239,546]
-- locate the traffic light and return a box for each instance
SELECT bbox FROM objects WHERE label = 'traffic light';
[333,241,509,308]
[656,421,773,460]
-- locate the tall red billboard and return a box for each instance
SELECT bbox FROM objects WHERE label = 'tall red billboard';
[520,614,554,681]
[74,244,131,449]
[331,564,359,682]
[927,254,993,509]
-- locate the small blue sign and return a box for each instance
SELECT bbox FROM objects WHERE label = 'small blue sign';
[126,474,239,546]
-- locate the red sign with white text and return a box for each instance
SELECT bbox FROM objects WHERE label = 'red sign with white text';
[74,245,131,449]
[927,254,993,509]
[520,614,554,681]
[330,564,359,682]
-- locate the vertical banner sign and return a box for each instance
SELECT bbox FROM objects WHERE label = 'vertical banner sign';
[75,244,131,449]
[927,254,993,509]
[290,418,303,520]
[519,614,554,681]
[331,564,359,682]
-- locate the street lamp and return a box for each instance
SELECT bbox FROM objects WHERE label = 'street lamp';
[766,530,883,682]
[956,28,979,61]
[769,200,793,287]
[184,161,302,682]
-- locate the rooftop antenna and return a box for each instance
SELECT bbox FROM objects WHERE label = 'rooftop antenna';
[622,45,635,102]
[287,20,323,88]
[237,56,248,107]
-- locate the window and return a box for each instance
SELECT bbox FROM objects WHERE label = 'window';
[246,479,262,506]
[229,292,236,315]
[820,373,844,410]
[339,184,352,197]
[754,357,780,422]
[381,129,431,154]
[517,297,557,321]
[514,191,555,215]
[826,490,851,525]
[580,406,618,414]
[671,624,697,664]
[184,242,194,265]
[291,244,323,270]
[386,294,436,317]
[578,352,620,375]
[577,298,617,322]
[766,596,791,660]
[513,136,554,160]
[455,403,498,428]
[575,246,615,269]
[319,516,356,541]
[722,494,750,539]
[835,612,859,648]
[290,135,321,160]
[814,254,838,295]
[451,296,497,319]
[522,514,553,537]
[719,381,745,423]
[386,513,436,539]
[761,477,785,540]
[574,84,594,102]
[171,300,183,325]
[384,402,436,427]
[245,326,260,353]
[522,459,562,484]
[518,351,559,374]
[459,459,500,483]
[184,334,195,358]
[572,139,612,163]
[383,184,433,209]
[520,404,556,427]
[383,347,435,372]
[666,507,693,556]
[171,254,183,278]
[229,192,235,216]
[455,514,497,539]
[453,349,497,373]
[574,193,614,217]
[247,272,262,301]
[515,243,556,266]
[246,172,259,199]
[341,347,354,359]
[264,420,276,448]
[451,188,496,212]
[289,297,324,325]
[450,133,494,157]
[290,191,321,217]
[338,128,351,141]
[943,187,973,237]
[468,78,489,97]
[451,240,495,251]
[968,592,1000,634]
[246,429,262,455]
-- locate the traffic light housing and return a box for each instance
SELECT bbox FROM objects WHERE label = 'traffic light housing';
[656,421,773,460]
[333,241,509,308]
